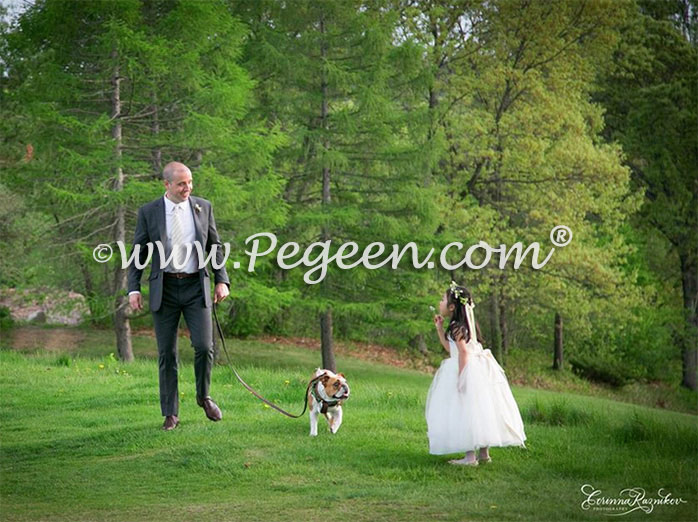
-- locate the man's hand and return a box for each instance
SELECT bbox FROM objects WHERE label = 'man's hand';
[214,283,229,304]
[129,292,143,312]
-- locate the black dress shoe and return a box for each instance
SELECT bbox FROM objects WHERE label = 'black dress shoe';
[162,415,179,431]
[198,397,222,421]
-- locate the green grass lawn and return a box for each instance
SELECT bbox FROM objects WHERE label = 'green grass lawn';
[1,331,696,521]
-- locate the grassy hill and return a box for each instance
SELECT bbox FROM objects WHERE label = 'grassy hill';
[0,328,696,521]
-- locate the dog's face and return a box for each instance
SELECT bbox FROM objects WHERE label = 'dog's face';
[319,371,350,401]
[309,369,350,436]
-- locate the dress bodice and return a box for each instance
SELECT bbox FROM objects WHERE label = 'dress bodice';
[447,334,481,358]
[446,332,507,386]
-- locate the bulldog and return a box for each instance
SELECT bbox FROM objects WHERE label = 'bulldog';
[308,368,350,436]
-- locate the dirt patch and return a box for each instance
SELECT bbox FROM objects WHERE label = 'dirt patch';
[131,326,159,338]
[254,335,435,373]
[2,325,434,372]
[129,328,434,372]
[4,326,86,352]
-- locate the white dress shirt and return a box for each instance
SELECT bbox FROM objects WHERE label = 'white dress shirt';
[163,192,198,274]
[128,193,198,296]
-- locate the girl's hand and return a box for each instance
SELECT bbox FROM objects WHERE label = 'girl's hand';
[433,314,444,330]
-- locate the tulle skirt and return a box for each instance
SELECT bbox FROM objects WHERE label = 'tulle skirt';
[425,347,527,455]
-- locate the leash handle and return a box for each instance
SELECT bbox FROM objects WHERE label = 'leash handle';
[212,302,317,419]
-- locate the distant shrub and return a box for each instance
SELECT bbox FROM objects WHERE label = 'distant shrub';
[569,354,634,387]
[0,306,13,331]
[225,282,298,338]
[571,306,680,385]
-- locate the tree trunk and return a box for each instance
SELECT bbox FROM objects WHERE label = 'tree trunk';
[553,312,563,370]
[320,307,336,372]
[499,295,509,356]
[489,292,503,364]
[410,333,429,356]
[113,254,133,362]
[497,272,509,356]
[680,251,697,390]
[318,13,336,372]
[111,48,134,363]
[151,91,162,178]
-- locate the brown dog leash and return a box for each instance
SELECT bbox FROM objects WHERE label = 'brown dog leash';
[212,302,321,418]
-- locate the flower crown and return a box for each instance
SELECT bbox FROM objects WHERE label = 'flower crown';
[449,280,473,308]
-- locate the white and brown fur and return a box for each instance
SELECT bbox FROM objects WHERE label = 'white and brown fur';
[308,368,350,436]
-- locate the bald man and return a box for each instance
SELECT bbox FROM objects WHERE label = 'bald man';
[127,161,230,430]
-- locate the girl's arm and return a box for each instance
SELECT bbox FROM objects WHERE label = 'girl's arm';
[433,315,450,353]
[456,338,468,375]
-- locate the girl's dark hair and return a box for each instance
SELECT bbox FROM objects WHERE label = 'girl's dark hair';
[445,283,485,345]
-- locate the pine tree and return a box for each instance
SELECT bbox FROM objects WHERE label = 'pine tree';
[0,0,286,360]
[233,0,442,369]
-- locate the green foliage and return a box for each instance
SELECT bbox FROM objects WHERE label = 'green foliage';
[233,0,443,358]
[1,0,287,336]
[0,306,13,332]
[613,307,680,382]
[393,0,654,371]
[569,353,635,387]
[224,279,299,338]
[0,0,694,389]
[594,0,698,386]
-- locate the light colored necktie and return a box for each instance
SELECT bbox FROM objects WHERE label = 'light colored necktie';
[170,204,186,270]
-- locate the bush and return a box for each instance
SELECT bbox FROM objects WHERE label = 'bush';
[223,281,298,338]
[568,305,680,386]
[568,353,634,387]
[612,306,679,382]
[0,306,13,332]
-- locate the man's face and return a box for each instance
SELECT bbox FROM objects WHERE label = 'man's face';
[165,169,193,203]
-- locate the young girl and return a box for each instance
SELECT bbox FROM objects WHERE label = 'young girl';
[425,281,527,465]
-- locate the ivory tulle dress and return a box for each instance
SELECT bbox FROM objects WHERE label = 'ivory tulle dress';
[425,305,527,455]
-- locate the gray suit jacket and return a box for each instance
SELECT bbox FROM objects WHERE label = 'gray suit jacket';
[127,195,230,312]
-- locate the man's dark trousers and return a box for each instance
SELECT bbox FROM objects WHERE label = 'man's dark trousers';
[153,274,213,416]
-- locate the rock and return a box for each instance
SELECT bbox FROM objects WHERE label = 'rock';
[27,309,46,323]
[43,291,90,326]
[0,287,90,326]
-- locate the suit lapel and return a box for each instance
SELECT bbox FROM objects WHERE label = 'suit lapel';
[189,196,204,247]
[157,197,166,243]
